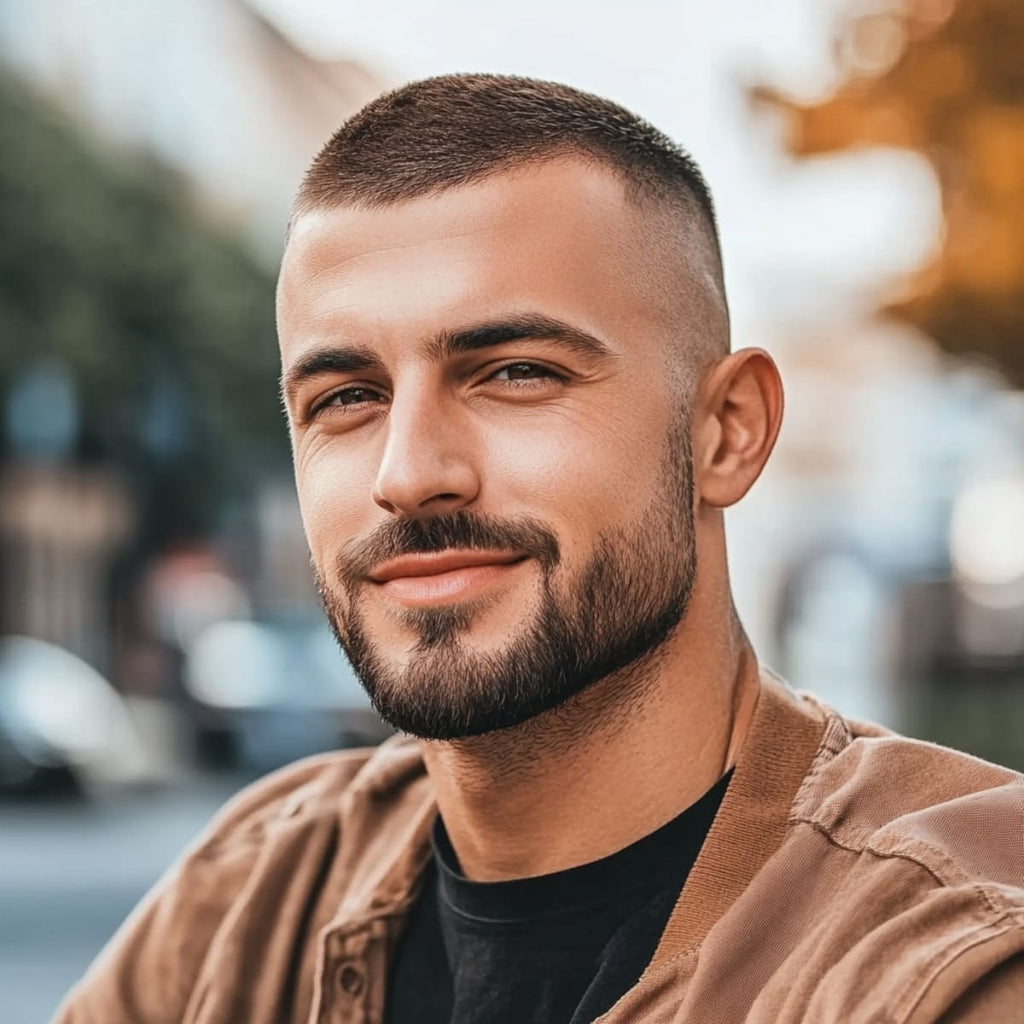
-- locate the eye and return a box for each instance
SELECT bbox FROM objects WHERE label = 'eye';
[312,385,387,415]
[489,362,563,385]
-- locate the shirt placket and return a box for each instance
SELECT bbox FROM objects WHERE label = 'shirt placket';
[311,918,392,1024]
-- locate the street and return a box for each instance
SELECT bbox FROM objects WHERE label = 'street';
[0,777,245,1024]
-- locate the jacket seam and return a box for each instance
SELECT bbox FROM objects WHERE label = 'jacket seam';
[789,712,852,820]
[794,816,954,886]
[794,816,1024,923]
[893,910,1024,1024]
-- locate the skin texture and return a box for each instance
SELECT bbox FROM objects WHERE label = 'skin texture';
[277,156,783,880]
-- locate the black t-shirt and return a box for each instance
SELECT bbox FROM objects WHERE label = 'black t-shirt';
[384,770,732,1024]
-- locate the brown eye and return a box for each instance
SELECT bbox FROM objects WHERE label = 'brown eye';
[333,387,384,406]
[492,362,558,382]
[312,386,387,417]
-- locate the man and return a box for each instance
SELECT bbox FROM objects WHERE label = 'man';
[56,74,1023,1024]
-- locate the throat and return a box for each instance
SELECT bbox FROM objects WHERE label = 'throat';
[420,644,755,882]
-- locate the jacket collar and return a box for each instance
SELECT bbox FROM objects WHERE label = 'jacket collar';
[646,669,829,967]
[325,667,830,958]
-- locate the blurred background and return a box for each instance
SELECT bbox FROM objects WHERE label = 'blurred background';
[0,0,1021,1019]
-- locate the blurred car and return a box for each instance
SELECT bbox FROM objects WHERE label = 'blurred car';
[181,616,392,771]
[0,635,150,797]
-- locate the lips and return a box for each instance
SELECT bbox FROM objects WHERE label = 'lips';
[367,550,527,583]
[365,550,530,607]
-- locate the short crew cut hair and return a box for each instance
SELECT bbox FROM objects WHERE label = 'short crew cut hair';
[294,73,720,256]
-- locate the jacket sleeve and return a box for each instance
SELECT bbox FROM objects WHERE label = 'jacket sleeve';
[50,752,364,1024]
[938,954,1024,1024]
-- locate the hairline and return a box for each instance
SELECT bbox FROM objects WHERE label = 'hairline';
[287,146,721,264]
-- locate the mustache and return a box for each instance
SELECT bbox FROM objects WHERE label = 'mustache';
[337,510,561,587]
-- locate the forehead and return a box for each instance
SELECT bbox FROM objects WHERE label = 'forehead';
[276,158,672,361]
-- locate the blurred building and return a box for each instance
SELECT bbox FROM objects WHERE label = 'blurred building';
[0,464,133,671]
[749,0,1024,764]
[0,0,385,673]
[0,0,384,258]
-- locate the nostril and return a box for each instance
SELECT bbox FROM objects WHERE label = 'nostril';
[420,493,468,512]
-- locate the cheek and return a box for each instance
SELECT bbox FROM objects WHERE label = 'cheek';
[489,405,670,556]
[294,446,376,573]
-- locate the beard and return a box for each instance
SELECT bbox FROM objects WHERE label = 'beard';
[315,424,697,741]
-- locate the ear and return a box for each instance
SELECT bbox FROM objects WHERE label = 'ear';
[692,348,784,509]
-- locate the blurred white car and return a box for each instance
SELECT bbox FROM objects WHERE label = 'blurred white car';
[0,636,150,796]
[181,617,391,770]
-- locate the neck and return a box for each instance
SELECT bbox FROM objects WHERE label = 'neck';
[420,582,760,882]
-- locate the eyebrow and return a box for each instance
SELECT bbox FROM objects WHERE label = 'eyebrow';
[280,312,613,409]
[428,313,614,362]
[280,346,384,409]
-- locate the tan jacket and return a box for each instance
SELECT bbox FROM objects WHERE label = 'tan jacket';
[54,673,1024,1023]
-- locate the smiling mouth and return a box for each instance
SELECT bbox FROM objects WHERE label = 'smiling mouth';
[368,551,529,606]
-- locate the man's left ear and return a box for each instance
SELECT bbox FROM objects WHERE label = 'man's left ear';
[692,348,784,509]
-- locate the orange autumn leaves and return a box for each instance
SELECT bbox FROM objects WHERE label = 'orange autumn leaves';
[753,0,1024,385]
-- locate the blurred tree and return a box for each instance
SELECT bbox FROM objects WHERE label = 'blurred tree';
[752,0,1024,387]
[0,68,288,543]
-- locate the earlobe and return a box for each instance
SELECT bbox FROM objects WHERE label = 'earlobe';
[695,348,784,510]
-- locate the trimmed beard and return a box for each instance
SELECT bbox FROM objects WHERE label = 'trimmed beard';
[315,424,696,740]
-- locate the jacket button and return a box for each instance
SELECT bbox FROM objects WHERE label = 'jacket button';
[337,963,365,997]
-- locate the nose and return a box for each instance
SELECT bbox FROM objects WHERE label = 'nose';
[371,383,481,518]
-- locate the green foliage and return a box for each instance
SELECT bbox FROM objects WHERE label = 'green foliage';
[0,68,289,538]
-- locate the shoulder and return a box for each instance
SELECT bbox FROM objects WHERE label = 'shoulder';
[794,702,1023,892]
[188,733,428,858]
[51,736,429,1023]
[788,696,1024,1022]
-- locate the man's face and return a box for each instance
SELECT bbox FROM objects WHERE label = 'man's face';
[277,158,715,740]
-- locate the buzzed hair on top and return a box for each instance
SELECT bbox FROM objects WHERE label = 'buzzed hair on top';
[293,73,721,263]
